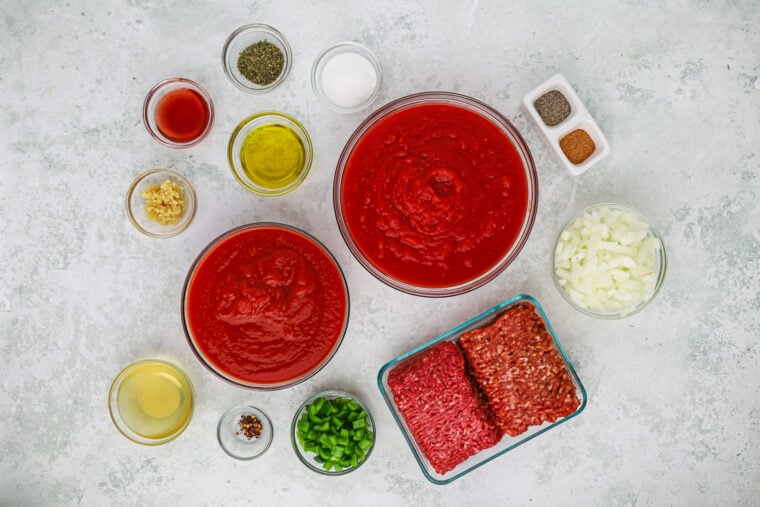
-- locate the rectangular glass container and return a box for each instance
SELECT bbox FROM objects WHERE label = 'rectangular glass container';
[377,294,587,484]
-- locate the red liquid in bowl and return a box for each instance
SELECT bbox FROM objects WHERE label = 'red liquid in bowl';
[184,225,348,387]
[340,102,529,289]
[155,88,210,143]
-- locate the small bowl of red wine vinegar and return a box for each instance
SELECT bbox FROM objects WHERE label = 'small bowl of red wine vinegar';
[143,78,214,148]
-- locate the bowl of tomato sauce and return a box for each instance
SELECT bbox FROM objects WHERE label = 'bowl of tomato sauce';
[181,223,350,390]
[334,92,538,297]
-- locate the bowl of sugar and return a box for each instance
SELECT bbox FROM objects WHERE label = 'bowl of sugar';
[311,41,381,114]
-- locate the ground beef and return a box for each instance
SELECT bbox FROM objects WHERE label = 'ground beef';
[387,341,503,474]
[459,303,580,437]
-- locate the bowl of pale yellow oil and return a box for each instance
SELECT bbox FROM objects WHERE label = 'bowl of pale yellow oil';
[108,359,194,445]
[227,112,313,196]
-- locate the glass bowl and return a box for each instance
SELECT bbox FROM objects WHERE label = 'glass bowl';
[181,223,349,390]
[311,41,382,114]
[552,203,667,319]
[291,390,375,475]
[108,359,194,446]
[143,78,214,148]
[377,294,587,484]
[222,24,292,93]
[125,169,196,238]
[227,112,313,196]
[333,92,538,297]
[217,404,274,460]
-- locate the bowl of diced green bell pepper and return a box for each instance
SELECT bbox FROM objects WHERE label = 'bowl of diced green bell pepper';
[291,389,375,475]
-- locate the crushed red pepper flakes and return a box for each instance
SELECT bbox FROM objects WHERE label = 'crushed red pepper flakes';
[236,414,263,440]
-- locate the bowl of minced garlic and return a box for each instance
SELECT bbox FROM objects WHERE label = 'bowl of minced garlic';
[126,169,196,238]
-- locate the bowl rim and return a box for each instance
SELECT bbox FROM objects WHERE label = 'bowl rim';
[310,40,382,114]
[290,389,376,475]
[376,294,587,484]
[332,91,538,297]
[221,23,293,93]
[180,222,350,390]
[551,202,668,319]
[108,358,194,446]
[125,168,197,238]
[142,77,214,148]
[216,404,274,460]
[227,111,313,196]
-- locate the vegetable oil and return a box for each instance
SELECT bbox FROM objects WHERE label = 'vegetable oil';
[114,360,193,441]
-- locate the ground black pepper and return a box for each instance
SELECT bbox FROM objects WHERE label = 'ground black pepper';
[533,90,571,126]
[236,414,263,440]
[237,40,285,86]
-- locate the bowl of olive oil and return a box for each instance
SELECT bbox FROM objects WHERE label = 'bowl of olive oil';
[108,359,194,445]
[227,112,313,196]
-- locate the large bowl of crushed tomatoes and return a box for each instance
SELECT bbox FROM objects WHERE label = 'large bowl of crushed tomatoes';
[334,92,538,297]
[181,223,349,390]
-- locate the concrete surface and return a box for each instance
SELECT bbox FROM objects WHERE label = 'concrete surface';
[1,0,759,505]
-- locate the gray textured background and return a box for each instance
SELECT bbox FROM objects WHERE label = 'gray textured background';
[1,0,759,505]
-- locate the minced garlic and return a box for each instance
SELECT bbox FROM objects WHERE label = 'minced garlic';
[142,179,184,226]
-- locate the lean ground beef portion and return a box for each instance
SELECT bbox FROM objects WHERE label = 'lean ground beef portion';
[459,303,580,437]
[387,341,503,475]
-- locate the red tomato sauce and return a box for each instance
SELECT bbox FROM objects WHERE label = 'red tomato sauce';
[155,88,210,143]
[341,103,528,288]
[185,226,348,385]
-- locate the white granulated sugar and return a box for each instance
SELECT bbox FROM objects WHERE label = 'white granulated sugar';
[321,52,378,109]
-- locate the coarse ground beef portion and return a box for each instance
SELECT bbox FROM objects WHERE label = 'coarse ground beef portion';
[459,302,580,437]
[387,341,503,475]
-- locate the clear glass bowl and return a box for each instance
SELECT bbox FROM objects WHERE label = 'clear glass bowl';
[125,169,196,238]
[180,223,349,390]
[108,359,194,446]
[222,24,292,93]
[217,404,274,460]
[142,78,214,148]
[333,92,538,297]
[227,112,313,196]
[311,41,382,114]
[291,390,375,475]
[552,203,667,319]
[377,294,587,484]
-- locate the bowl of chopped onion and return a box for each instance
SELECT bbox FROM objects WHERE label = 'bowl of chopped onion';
[552,203,667,319]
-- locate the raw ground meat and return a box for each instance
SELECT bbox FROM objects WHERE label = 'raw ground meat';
[387,341,503,475]
[459,302,580,437]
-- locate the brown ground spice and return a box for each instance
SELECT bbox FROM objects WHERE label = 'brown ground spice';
[559,129,596,164]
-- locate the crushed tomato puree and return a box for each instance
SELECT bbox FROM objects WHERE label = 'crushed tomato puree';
[185,226,347,385]
[341,103,529,288]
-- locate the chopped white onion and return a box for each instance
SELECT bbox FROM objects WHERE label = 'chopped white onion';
[554,206,660,316]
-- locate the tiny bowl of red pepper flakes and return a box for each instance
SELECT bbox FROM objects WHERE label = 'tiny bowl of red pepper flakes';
[217,404,273,460]
[377,294,587,485]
